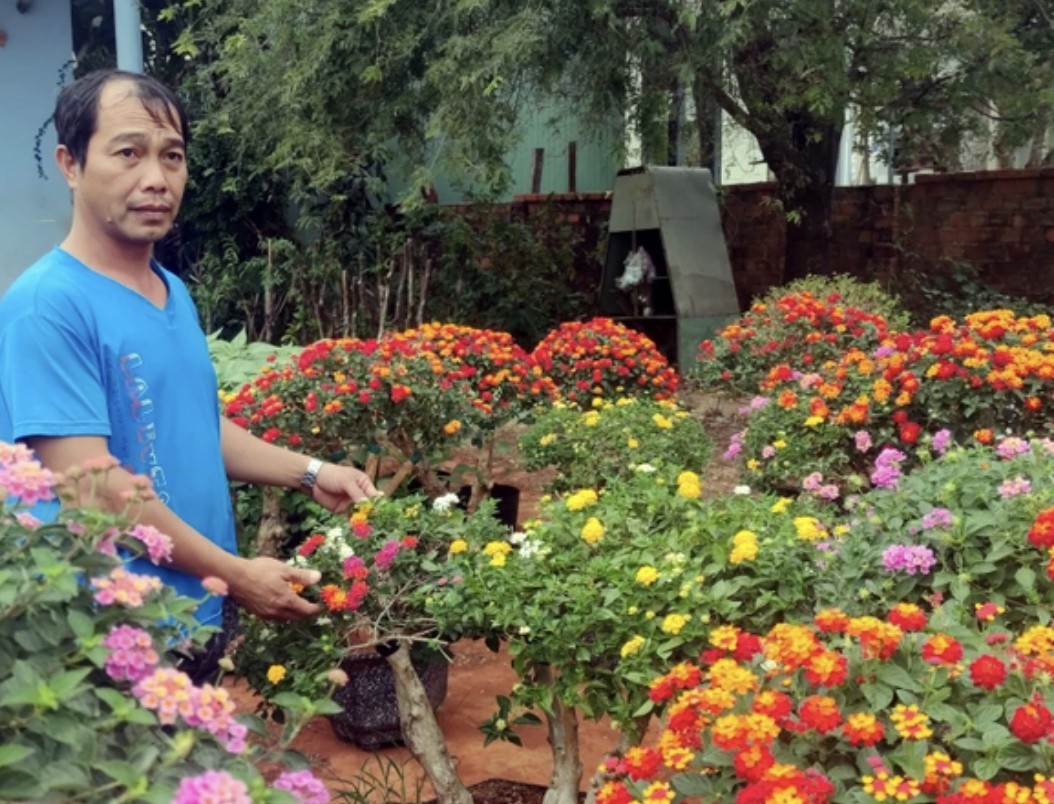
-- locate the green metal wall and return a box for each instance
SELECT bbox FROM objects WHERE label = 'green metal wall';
[419,93,623,204]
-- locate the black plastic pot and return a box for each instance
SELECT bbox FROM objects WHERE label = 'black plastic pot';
[328,647,450,749]
[456,482,521,529]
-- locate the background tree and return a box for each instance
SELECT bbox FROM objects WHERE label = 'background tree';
[428,0,1050,280]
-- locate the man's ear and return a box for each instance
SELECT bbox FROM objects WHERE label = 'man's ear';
[55,145,80,190]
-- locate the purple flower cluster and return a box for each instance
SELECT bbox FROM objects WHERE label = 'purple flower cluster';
[997,476,1032,499]
[931,429,952,455]
[854,431,872,453]
[738,396,770,415]
[172,770,251,804]
[920,507,954,531]
[723,430,745,461]
[373,540,401,571]
[882,544,937,575]
[995,436,1030,460]
[102,624,160,682]
[802,471,839,500]
[274,769,331,804]
[127,523,173,564]
[870,447,907,490]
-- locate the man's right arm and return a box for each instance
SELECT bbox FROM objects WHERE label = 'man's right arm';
[28,435,321,621]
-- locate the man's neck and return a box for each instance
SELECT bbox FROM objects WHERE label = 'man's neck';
[60,229,156,286]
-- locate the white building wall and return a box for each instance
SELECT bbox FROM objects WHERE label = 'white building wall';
[0,3,74,291]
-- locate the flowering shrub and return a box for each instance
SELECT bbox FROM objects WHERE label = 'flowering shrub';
[530,317,679,403]
[596,604,1054,802]
[235,493,508,705]
[518,397,712,493]
[694,278,903,394]
[226,324,553,497]
[0,443,330,802]
[734,309,1054,494]
[427,468,834,800]
[811,438,1054,632]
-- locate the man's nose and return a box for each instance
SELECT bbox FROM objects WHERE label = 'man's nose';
[138,156,170,193]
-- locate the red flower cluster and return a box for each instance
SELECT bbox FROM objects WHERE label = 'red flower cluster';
[531,317,679,403]
[1027,507,1054,550]
[1009,697,1053,743]
[695,289,892,392]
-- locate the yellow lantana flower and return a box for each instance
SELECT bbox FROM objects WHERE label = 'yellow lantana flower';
[267,664,286,685]
[565,489,599,511]
[580,517,605,545]
[653,414,674,429]
[770,497,792,514]
[620,635,645,658]
[661,613,690,635]
[635,566,660,586]
[539,433,557,446]
[449,539,468,555]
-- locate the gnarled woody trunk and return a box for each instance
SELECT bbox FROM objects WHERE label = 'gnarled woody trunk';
[537,665,583,804]
[385,642,472,804]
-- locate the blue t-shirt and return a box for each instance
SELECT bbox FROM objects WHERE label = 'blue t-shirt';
[0,247,235,626]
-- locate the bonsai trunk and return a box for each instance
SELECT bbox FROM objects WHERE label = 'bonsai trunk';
[254,486,286,557]
[538,667,583,804]
[584,714,651,804]
[385,643,471,804]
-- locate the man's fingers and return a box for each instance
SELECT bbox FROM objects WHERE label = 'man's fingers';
[285,567,322,586]
[284,595,321,619]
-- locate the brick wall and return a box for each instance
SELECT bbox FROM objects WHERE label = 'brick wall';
[500,168,1054,311]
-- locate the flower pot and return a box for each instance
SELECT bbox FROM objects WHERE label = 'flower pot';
[456,482,521,529]
[328,646,450,749]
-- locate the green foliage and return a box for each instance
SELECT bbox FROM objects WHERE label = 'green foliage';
[813,441,1054,629]
[422,205,596,348]
[208,329,297,394]
[0,449,324,802]
[428,468,833,736]
[519,397,711,495]
[902,260,1054,328]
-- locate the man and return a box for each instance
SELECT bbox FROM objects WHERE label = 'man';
[0,69,377,676]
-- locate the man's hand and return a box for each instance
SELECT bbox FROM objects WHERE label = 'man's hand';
[311,463,380,512]
[227,557,323,621]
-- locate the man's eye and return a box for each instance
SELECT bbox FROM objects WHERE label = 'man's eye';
[166,151,185,163]
[118,148,137,158]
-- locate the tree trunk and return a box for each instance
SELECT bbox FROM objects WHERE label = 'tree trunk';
[583,715,650,803]
[254,486,286,557]
[386,644,472,804]
[537,667,583,804]
[755,119,842,282]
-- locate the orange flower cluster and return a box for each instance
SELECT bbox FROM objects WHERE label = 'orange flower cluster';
[695,290,892,390]
[225,324,556,461]
[381,322,556,414]
[598,605,1054,801]
[531,317,679,403]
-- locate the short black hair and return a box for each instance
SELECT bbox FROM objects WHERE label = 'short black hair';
[54,69,190,167]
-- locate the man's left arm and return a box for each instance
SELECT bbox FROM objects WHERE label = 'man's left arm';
[220,418,378,512]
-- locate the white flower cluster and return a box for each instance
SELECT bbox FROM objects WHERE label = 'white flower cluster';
[432,492,461,513]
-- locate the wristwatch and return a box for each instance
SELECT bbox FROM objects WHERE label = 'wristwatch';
[301,458,324,491]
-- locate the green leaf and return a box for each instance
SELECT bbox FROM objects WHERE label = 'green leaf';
[874,664,922,693]
[0,744,34,768]
[67,610,95,641]
[971,756,1002,780]
[860,682,894,711]
[997,740,1043,772]
[96,760,144,788]
[51,668,92,701]
[1015,567,1036,590]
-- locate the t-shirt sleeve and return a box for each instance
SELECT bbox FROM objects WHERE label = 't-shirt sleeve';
[0,312,111,440]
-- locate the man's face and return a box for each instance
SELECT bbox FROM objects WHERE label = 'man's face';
[60,80,187,246]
